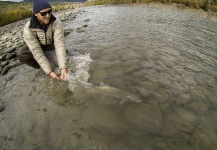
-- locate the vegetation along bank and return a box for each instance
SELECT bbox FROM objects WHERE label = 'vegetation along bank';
[0,0,217,27]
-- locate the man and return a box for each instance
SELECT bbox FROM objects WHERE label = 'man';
[17,0,67,80]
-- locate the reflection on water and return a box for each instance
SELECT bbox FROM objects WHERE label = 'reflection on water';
[1,5,217,150]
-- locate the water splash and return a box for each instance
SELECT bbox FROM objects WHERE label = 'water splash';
[66,53,93,92]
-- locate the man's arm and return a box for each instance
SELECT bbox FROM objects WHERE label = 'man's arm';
[60,68,67,80]
[49,72,60,80]
[23,22,53,75]
[52,19,68,79]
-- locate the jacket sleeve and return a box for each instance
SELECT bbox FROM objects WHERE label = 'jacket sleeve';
[53,19,67,70]
[23,22,53,74]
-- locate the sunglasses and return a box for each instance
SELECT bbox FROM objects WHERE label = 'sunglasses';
[39,9,52,16]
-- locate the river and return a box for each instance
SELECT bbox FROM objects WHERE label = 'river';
[0,5,217,150]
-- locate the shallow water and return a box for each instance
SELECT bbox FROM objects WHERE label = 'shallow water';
[1,5,217,150]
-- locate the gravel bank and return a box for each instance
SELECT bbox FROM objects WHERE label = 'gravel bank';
[133,2,217,21]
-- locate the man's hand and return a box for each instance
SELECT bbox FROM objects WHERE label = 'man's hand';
[60,68,68,80]
[49,72,60,80]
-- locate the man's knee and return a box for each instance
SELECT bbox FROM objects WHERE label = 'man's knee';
[17,45,29,60]
[17,45,36,62]
[16,45,40,69]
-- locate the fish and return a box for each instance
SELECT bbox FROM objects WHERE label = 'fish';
[85,85,142,104]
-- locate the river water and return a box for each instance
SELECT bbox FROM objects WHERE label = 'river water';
[0,5,217,150]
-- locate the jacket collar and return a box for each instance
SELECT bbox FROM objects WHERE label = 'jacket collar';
[29,14,56,31]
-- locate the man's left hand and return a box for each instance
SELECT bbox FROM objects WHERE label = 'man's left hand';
[60,68,68,80]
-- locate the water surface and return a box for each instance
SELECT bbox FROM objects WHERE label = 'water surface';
[1,5,217,150]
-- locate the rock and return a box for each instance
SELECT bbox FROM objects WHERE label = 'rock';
[64,29,73,37]
[0,45,17,55]
[83,24,88,27]
[0,77,6,90]
[4,71,17,81]
[6,53,16,60]
[0,105,5,112]
[0,34,10,41]
[175,93,191,105]
[76,27,85,33]
[1,59,22,75]
[84,18,90,22]
[82,106,129,135]
[11,31,17,35]
[190,126,217,150]
[0,43,7,50]
[0,53,8,61]
[64,32,70,37]
[173,107,197,122]
[125,103,163,134]
[206,91,217,109]
[136,86,151,97]
[43,108,48,112]
[139,80,160,92]
[153,88,170,104]
[1,66,9,75]
[14,41,23,47]
[9,58,18,63]
[11,37,19,43]
[0,66,3,74]
[6,42,13,48]
[0,61,9,67]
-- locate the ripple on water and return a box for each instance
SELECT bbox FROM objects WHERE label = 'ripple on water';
[64,6,217,149]
[1,5,217,150]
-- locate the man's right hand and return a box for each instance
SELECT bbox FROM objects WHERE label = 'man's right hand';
[49,72,60,80]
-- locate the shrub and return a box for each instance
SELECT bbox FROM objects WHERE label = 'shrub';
[0,2,78,26]
[194,3,200,9]
[0,9,32,27]
[209,4,217,12]
[203,1,209,11]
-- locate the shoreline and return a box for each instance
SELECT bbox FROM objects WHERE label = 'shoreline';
[0,3,217,75]
[1,2,217,35]
[132,2,217,21]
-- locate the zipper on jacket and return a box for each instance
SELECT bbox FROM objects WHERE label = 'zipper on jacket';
[42,26,48,45]
[44,31,47,45]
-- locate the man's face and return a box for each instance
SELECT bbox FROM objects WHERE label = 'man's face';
[35,8,52,26]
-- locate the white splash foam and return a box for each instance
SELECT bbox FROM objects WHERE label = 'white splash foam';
[66,53,92,92]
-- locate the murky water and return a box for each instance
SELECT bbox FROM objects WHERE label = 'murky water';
[1,5,217,150]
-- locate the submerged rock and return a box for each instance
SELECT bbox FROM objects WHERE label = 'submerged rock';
[190,126,217,150]
[125,103,163,134]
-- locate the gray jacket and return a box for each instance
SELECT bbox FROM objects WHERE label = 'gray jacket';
[23,14,67,74]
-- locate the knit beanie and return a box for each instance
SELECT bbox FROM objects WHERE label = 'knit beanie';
[33,0,51,14]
